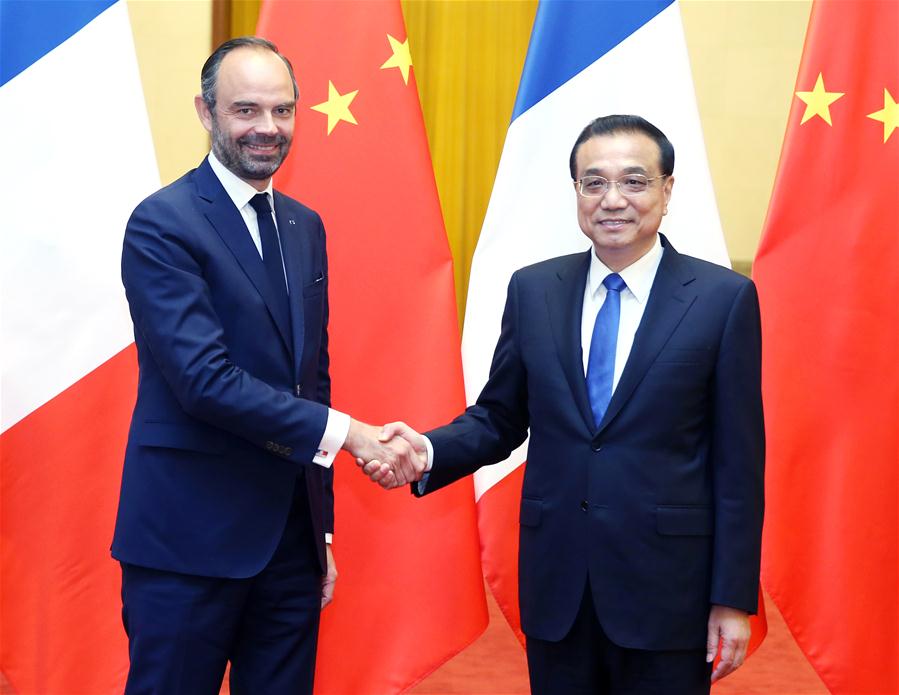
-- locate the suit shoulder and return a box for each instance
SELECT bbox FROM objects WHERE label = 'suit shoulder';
[129,168,198,217]
[676,252,754,290]
[512,251,588,283]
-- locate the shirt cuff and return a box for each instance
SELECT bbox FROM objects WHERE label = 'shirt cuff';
[325,533,333,544]
[417,435,435,494]
[423,435,434,471]
[312,409,350,467]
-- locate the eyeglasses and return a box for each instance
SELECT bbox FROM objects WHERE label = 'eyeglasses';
[575,174,668,198]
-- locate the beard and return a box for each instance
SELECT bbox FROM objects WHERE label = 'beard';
[210,115,292,182]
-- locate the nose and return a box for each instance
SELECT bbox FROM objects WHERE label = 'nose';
[254,111,278,135]
[600,183,627,209]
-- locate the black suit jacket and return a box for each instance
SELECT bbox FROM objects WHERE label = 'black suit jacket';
[418,236,764,650]
[112,157,333,578]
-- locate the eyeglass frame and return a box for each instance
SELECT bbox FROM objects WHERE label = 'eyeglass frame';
[573,173,670,198]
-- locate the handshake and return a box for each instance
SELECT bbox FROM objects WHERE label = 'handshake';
[343,419,427,490]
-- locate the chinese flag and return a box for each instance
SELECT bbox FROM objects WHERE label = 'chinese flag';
[754,1,898,693]
[256,2,488,693]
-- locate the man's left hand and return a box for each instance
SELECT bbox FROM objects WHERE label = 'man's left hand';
[321,545,337,609]
[707,604,750,683]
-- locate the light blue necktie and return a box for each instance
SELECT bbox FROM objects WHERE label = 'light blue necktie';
[586,273,626,427]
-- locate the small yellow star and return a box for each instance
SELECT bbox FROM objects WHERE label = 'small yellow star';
[380,34,412,85]
[866,88,898,143]
[795,73,845,126]
[310,81,358,135]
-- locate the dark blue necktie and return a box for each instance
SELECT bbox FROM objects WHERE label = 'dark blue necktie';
[586,273,626,426]
[249,193,290,325]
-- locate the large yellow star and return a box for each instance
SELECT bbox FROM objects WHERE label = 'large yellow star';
[795,73,844,125]
[310,81,358,135]
[380,34,412,85]
[866,88,898,143]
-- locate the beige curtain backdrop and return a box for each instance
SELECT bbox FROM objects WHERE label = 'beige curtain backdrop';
[130,0,811,325]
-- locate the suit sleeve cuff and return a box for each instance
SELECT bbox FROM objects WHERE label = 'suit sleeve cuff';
[312,409,350,467]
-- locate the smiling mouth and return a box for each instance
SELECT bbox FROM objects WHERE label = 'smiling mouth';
[239,136,285,156]
[598,219,631,228]
[244,143,279,154]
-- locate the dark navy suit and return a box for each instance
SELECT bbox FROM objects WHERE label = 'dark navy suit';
[417,237,764,664]
[113,157,332,693]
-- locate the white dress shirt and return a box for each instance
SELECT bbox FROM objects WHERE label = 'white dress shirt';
[420,235,664,491]
[581,235,663,386]
[208,153,350,472]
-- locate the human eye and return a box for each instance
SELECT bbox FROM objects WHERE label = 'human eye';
[621,175,648,192]
[275,105,295,117]
[230,104,257,117]
[582,176,607,192]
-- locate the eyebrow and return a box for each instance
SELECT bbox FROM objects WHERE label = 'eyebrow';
[228,100,297,109]
[582,165,650,176]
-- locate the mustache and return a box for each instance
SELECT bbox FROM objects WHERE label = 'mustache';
[238,134,288,147]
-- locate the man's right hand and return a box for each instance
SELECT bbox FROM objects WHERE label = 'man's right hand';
[342,419,425,486]
[356,421,429,490]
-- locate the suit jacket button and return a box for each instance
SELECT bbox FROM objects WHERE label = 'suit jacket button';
[266,441,274,450]
[591,442,602,452]
[285,447,293,456]
[580,500,589,512]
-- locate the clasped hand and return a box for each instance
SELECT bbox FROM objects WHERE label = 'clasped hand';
[344,420,427,488]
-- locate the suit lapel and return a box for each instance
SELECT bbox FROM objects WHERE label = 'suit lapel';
[194,159,293,354]
[597,238,697,433]
[546,250,596,434]
[274,192,306,378]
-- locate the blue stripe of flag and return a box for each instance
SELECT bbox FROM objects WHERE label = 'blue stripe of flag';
[512,0,674,120]
[1,0,117,87]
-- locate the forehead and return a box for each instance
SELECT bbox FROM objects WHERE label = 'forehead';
[575,132,662,175]
[216,47,293,102]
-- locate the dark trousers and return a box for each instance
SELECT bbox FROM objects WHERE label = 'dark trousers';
[526,585,712,695]
[120,479,322,695]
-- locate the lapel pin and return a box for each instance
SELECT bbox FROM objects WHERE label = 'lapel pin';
[288,219,296,225]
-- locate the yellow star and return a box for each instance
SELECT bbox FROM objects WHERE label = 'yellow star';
[866,88,898,143]
[380,34,412,85]
[795,73,845,125]
[310,81,358,135]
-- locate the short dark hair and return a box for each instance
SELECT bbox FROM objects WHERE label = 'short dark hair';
[569,115,674,179]
[200,36,298,110]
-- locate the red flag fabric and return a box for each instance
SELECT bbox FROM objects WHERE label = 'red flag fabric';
[1,348,135,693]
[754,1,899,693]
[256,2,487,692]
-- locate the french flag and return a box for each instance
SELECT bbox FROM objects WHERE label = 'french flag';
[464,0,755,647]
[1,2,158,692]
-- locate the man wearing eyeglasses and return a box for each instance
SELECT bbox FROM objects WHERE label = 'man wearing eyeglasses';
[369,115,764,694]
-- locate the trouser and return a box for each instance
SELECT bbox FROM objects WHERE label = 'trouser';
[120,479,321,695]
[526,584,712,695]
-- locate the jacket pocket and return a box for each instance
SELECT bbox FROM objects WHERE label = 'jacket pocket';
[303,273,326,297]
[656,505,713,536]
[137,421,227,455]
[520,497,542,527]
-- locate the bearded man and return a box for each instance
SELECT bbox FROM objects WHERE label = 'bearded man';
[112,37,421,695]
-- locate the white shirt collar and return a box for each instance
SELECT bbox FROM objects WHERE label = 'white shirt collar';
[207,150,274,211]
[587,234,663,304]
